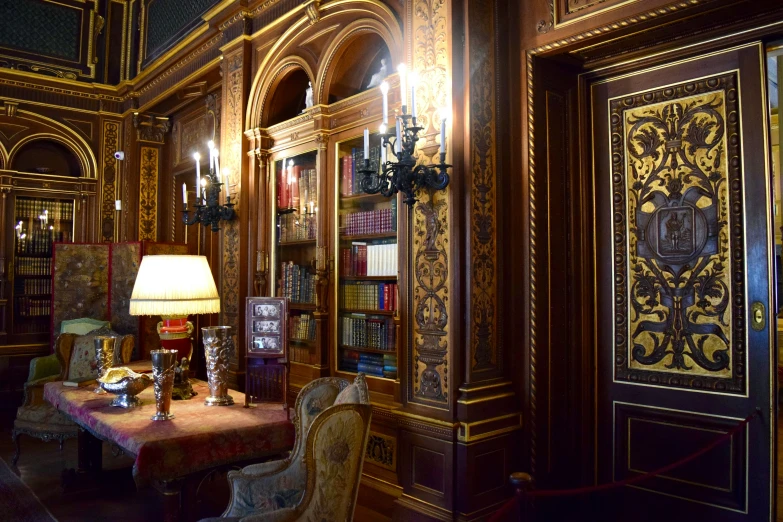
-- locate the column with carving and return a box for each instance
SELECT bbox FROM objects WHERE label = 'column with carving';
[220,13,252,389]
[133,113,171,242]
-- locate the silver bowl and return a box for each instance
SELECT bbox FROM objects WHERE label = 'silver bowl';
[98,367,153,408]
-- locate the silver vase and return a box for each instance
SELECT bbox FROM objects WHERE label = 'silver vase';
[151,349,176,421]
[94,336,116,394]
[202,326,234,406]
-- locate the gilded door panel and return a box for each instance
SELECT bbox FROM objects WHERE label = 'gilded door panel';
[612,74,744,393]
[593,42,773,520]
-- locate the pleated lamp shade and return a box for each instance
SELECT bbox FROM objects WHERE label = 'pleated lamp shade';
[129,255,220,316]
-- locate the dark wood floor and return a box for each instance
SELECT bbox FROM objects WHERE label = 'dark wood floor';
[0,418,388,521]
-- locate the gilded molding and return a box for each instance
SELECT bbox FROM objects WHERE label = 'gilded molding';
[221,50,244,351]
[138,146,159,241]
[100,120,120,242]
[135,34,224,96]
[409,0,451,409]
[469,1,498,373]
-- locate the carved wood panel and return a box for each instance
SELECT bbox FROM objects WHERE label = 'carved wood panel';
[611,73,745,394]
[101,120,120,242]
[138,146,159,241]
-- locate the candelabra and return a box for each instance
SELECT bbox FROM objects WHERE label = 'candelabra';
[182,144,235,232]
[359,114,450,206]
[358,71,450,205]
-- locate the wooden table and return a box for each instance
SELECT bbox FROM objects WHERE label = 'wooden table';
[44,379,294,521]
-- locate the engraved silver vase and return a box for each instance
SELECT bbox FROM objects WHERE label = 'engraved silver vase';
[202,326,234,406]
[151,349,176,421]
[94,336,116,394]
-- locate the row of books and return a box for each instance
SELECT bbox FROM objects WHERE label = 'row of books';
[339,282,398,312]
[16,296,51,317]
[341,349,397,379]
[278,213,316,243]
[16,258,51,276]
[16,229,70,255]
[290,313,316,342]
[341,241,398,277]
[340,315,396,351]
[277,166,317,212]
[19,278,52,295]
[16,199,73,221]
[340,146,381,196]
[278,262,316,304]
[290,343,309,364]
[340,207,396,237]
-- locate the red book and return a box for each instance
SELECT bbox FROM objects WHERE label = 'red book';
[277,170,283,207]
[342,156,350,196]
[358,244,367,277]
[291,166,301,209]
[383,284,390,311]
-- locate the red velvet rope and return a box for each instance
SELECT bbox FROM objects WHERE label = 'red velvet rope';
[488,410,759,522]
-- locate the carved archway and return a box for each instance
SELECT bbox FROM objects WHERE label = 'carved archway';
[0,110,97,177]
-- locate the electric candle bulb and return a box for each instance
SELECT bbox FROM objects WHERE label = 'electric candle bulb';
[397,64,407,109]
[380,81,390,125]
[182,183,187,205]
[193,152,201,203]
[409,71,419,119]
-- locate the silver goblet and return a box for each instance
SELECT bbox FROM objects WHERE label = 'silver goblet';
[202,326,234,406]
[94,336,116,394]
[151,349,177,421]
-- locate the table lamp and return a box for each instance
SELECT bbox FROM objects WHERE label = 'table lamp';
[129,255,220,400]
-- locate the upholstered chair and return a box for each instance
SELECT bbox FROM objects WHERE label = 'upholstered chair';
[212,373,370,521]
[11,329,134,465]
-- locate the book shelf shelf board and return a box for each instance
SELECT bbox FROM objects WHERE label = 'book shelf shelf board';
[340,275,397,281]
[279,239,317,246]
[339,231,397,241]
[334,368,397,382]
[340,192,389,202]
[15,275,50,278]
[339,308,395,316]
[339,345,396,355]
[289,338,316,346]
[289,303,317,310]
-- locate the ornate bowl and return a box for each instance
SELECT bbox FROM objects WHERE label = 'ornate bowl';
[98,367,152,408]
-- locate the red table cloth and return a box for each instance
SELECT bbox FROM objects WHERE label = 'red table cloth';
[44,380,294,486]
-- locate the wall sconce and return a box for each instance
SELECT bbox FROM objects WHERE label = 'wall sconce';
[182,141,235,232]
[359,66,451,205]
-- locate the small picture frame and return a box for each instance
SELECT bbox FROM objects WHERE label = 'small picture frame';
[245,297,287,358]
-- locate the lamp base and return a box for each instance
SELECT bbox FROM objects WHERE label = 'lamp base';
[151,412,175,421]
[110,394,142,409]
[157,316,197,401]
[204,394,234,406]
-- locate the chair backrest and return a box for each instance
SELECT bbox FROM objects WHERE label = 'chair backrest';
[54,330,135,381]
[291,377,350,463]
[297,403,373,521]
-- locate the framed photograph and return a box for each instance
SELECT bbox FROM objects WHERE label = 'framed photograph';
[245,297,287,358]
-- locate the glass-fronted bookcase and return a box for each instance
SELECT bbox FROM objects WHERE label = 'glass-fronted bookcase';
[270,149,320,366]
[332,130,400,394]
[12,195,74,336]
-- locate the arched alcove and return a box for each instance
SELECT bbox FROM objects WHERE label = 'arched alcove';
[12,139,82,177]
[324,32,391,104]
[263,67,312,127]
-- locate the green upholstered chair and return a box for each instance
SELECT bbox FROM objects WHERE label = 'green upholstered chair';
[204,374,371,522]
[11,328,134,465]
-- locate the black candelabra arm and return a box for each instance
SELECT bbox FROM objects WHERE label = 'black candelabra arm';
[181,168,235,231]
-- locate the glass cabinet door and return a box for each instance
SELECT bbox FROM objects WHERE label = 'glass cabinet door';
[271,150,319,364]
[334,133,398,380]
[12,196,75,335]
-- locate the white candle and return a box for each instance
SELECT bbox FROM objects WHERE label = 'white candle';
[115,200,122,211]
[363,128,369,160]
[440,111,448,153]
[395,118,402,154]
[397,64,407,109]
[200,177,206,204]
[222,169,230,200]
[182,183,187,205]
[409,71,418,119]
[380,82,389,125]
[193,152,201,202]
[256,251,261,272]
[214,150,221,182]
[381,143,387,165]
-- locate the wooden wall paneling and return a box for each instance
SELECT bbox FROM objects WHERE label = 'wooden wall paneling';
[221,31,252,390]
[133,112,170,242]
[102,119,122,243]
[121,113,138,241]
